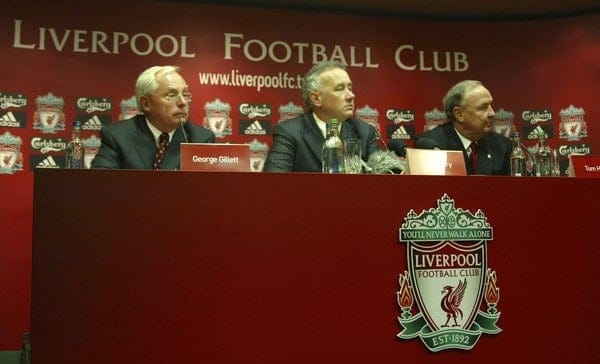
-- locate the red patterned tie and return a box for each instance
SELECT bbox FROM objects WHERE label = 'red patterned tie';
[153,132,170,170]
[469,141,478,173]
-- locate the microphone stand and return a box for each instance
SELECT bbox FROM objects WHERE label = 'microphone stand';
[179,118,189,143]
[373,127,388,151]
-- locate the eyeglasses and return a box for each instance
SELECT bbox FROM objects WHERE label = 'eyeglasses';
[163,92,192,103]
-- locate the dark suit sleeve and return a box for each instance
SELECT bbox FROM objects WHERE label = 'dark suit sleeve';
[207,131,216,143]
[496,136,512,175]
[364,125,381,157]
[188,123,216,143]
[90,124,122,169]
[352,118,382,159]
[264,123,296,172]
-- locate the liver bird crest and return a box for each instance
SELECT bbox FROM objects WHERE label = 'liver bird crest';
[441,278,467,327]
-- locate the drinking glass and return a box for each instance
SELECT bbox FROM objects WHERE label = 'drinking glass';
[344,138,362,174]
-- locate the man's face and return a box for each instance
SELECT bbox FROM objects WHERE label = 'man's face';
[141,71,190,132]
[453,85,495,141]
[312,68,355,122]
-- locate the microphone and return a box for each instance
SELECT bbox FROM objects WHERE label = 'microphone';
[415,137,440,150]
[361,159,373,173]
[176,118,189,171]
[366,150,405,174]
[179,118,189,143]
[372,126,388,151]
[388,138,407,158]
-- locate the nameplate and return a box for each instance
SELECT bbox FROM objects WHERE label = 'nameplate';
[568,154,600,178]
[405,148,467,176]
[180,143,251,172]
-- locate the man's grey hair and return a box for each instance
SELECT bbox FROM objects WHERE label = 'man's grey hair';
[442,80,483,121]
[135,65,181,112]
[302,60,347,111]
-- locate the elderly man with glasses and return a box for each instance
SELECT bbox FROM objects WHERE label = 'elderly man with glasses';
[91,65,215,170]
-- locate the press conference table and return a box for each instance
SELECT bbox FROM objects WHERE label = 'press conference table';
[31,169,599,363]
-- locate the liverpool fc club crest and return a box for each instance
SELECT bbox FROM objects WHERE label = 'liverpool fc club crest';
[119,95,140,121]
[397,194,501,352]
[0,131,24,174]
[355,105,380,135]
[249,138,269,172]
[203,98,233,138]
[492,108,515,138]
[558,104,587,142]
[33,92,66,134]
[278,101,304,123]
[423,108,447,132]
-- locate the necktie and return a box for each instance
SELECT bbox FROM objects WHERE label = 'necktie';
[469,141,478,173]
[153,132,170,170]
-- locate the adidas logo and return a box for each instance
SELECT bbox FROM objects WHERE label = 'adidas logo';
[244,120,266,135]
[82,115,102,130]
[36,156,60,169]
[527,125,546,140]
[0,111,19,127]
[391,125,410,140]
[1,111,16,121]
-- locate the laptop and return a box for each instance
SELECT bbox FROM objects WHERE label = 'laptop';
[180,143,251,172]
[405,148,467,176]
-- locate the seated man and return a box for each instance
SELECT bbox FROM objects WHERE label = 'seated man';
[264,60,381,172]
[415,80,511,175]
[91,65,215,170]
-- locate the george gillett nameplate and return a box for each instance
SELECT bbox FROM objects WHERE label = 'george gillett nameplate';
[180,143,251,172]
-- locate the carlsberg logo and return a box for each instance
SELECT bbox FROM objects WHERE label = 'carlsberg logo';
[76,98,112,112]
[31,137,67,152]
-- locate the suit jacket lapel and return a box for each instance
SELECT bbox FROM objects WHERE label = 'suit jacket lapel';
[162,128,185,170]
[443,124,473,173]
[341,119,359,140]
[302,113,325,163]
[475,137,494,175]
[132,116,156,170]
[443,124,466,151]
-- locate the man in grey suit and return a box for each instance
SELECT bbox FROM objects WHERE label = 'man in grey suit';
[415,80,511,175]
[91,65,214,170]
[264,61,381,172]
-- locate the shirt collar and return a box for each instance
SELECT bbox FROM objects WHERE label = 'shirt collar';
[146,119,175,146]
[313,112,342,138]
[454,127,475,151]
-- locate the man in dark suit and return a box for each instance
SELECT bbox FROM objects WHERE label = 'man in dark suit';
[264,61,381,172]
[91,65,214,170]
[415,80,511,175]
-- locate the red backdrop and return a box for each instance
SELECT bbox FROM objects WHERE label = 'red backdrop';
[0,0,598,349]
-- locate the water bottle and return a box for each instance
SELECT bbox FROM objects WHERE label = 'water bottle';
[65,120,84,169]
[533,131,552,177]
[551,149,561,177]
[509,132,526,176]
[21,332,31,364]
[322,119,344,173]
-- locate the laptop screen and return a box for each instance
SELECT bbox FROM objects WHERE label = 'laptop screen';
[405,148,467,176]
